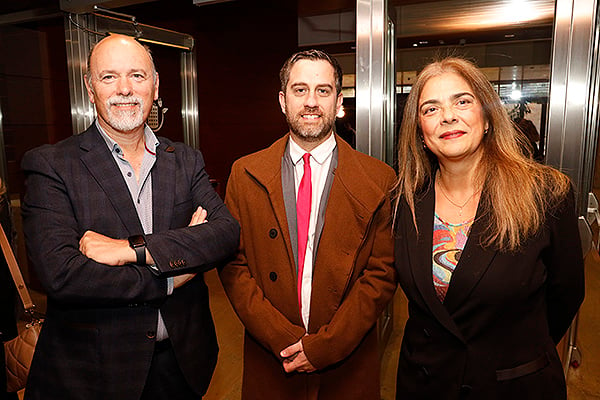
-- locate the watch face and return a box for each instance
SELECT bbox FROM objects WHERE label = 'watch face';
[129,235,145,248]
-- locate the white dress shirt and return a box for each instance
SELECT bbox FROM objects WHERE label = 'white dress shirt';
[289,133,337,329]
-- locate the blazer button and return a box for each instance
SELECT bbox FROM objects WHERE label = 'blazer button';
[269,229,278,239]
[269,272,277,282]
[169,261,177,269]
[146,331,156,339]
[423,328,431,338]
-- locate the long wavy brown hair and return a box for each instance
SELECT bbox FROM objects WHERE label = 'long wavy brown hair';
[393,57,570,251]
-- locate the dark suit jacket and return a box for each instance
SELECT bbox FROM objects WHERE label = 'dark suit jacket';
[394,179,585,400]
[21,124,239,400]
[220,135,397,399]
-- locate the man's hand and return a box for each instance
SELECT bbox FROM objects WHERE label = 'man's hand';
[173,206,208,289]
[189,206,208,226]
[280,339,316,373]
[79,231,133,266]
[173,273,196,288]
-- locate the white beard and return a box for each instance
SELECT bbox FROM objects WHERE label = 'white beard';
[105,95,145,132]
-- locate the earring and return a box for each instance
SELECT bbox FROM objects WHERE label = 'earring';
[484,128,489,135]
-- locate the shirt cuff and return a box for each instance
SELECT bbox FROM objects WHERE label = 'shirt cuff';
[167,277,174,295]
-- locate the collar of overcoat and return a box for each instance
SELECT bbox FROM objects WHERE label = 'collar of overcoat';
[408,176,498,343]
[78,124,178,236]
[241,133,390,298]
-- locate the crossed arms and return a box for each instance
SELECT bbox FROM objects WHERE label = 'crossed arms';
[21,141,239,306]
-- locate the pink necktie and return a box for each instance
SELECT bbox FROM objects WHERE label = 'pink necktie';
[297,153,312,313]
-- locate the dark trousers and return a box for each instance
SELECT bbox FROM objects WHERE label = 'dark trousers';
[140,340,200,400]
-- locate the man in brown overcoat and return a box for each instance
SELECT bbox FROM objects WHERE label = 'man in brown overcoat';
[219,50,396,399]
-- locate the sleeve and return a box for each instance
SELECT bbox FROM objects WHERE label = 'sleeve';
[545,186,586,344]
[301,169,397,369]
[145,146,240,276]
[21,148,166,306]
[218,162,306,357]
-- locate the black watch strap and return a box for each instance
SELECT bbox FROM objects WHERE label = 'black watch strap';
[128,235,146,265]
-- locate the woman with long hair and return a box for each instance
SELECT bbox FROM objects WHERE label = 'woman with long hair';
[393,57,584,399]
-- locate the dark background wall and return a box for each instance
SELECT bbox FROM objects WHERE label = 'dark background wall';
[0,20,71,197]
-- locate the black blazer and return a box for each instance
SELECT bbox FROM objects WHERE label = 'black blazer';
[21,125,239,400]
[394,180,584,400]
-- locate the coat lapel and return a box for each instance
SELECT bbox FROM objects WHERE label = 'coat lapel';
[79,125,144,236]
[442,196,497,313]
[313,146,337,259]
[407,183,465,342]
[244,135,297,276]
[407,180,499,341]
[311,138,385,299]
[151,142,177,233]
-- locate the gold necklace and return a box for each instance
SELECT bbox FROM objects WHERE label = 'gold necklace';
[437,177,479,217]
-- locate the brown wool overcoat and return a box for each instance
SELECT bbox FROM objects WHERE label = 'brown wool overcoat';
[219,134,397,399]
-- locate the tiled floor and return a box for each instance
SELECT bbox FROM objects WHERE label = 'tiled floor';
[18,256,599,399]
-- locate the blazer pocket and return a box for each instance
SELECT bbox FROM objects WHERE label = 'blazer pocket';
[496,352,550,381]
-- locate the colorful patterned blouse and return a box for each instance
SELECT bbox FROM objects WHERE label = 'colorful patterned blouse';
[432,213,474,302]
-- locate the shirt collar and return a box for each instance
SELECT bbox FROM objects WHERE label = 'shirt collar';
[95,120,160,155]
[289,133,337,166]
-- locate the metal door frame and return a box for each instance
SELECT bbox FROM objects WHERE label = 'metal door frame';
[546,0,599,375]
[356,0,395,165]
[356,0,396,350]
[546,0,599,211]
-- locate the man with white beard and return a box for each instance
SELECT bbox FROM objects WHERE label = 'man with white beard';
[20,34,239,400]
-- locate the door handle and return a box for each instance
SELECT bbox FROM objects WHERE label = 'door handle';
[580,192,599,255]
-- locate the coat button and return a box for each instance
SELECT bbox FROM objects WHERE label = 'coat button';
[423,328,431,338]
[269,272,277,282]
[269,229,278,239]
[146,331,156,339]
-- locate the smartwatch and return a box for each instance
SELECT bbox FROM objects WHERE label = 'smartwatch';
[128,235,146,265]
